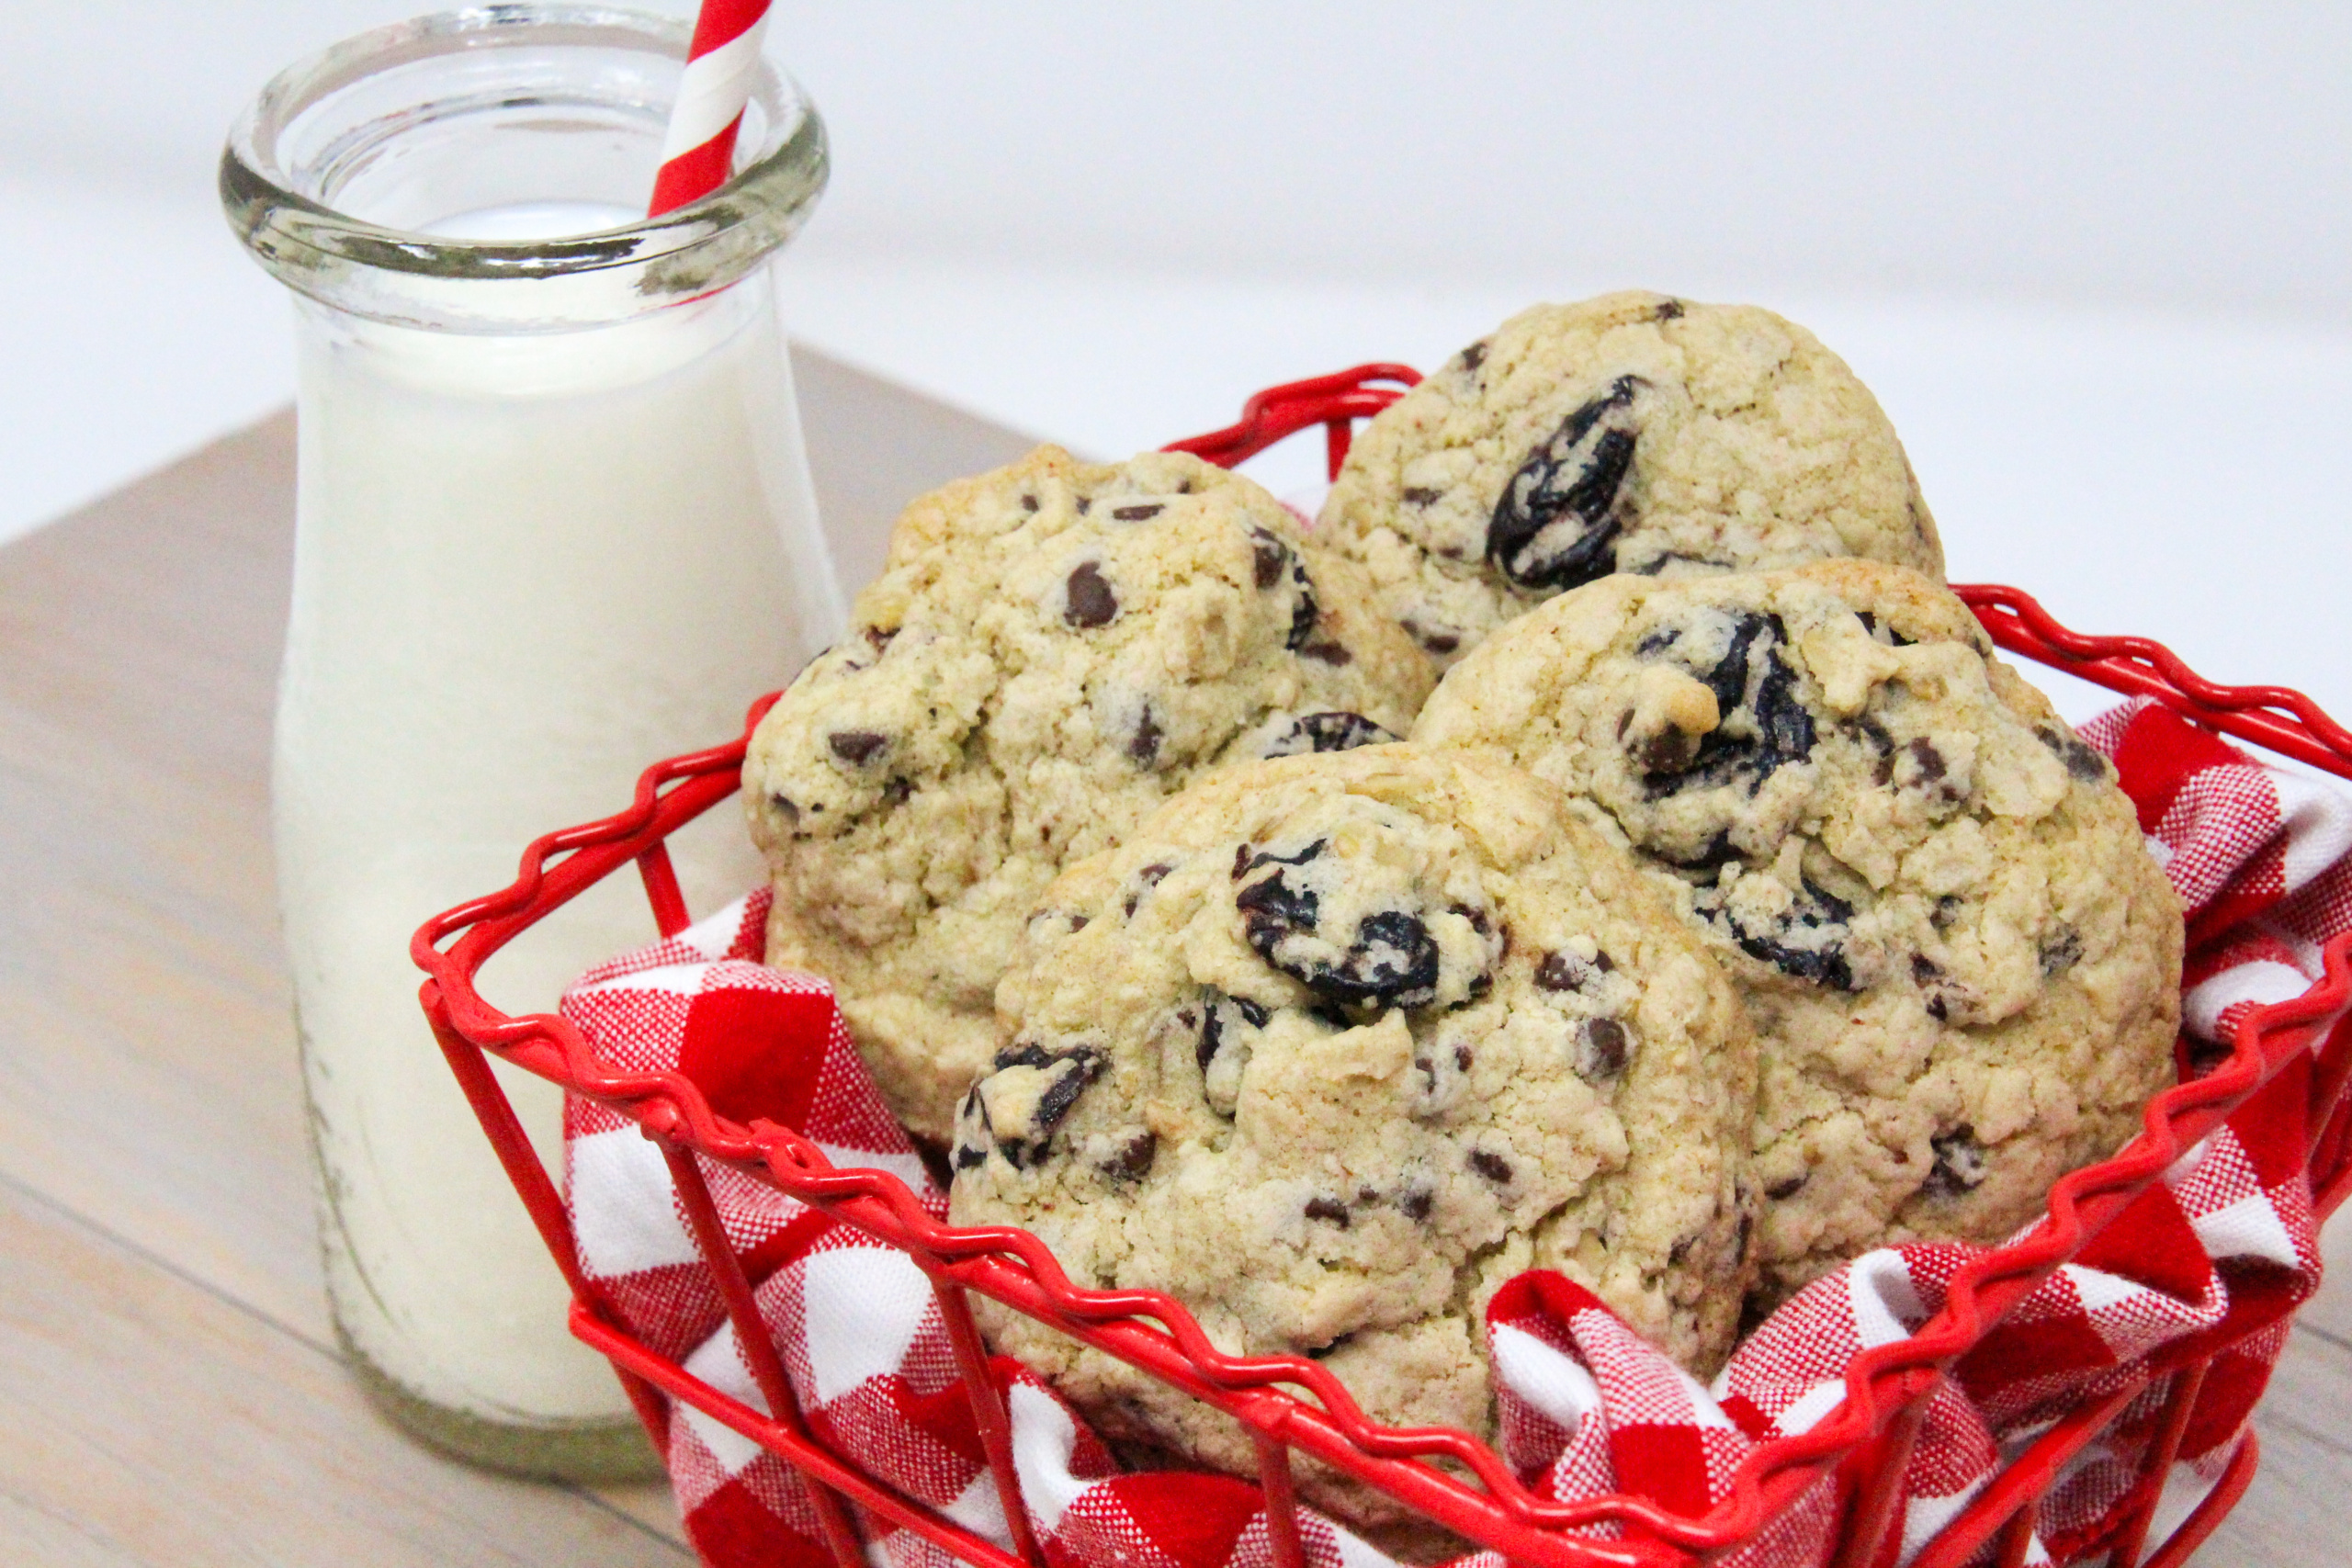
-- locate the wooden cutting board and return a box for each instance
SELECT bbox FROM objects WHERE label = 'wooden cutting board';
[0,347,2341,1566]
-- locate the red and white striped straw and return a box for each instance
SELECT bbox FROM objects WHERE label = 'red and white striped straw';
[647,0,775,216]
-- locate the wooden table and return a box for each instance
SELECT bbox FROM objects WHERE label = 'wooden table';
[2,353,2346,1565]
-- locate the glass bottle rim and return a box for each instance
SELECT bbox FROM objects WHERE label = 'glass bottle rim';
[221,3,827,332]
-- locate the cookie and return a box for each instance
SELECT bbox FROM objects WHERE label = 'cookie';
[745,446,1432,1143]
[1411,560,2182,1302]
[948,745,1758,1538]
[1320,291,1942,671]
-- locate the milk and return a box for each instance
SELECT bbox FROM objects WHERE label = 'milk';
[275,254,843,1442]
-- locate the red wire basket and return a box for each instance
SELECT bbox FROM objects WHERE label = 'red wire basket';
[414,366,2352,1568]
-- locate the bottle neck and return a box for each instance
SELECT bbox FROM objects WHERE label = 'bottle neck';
[221,3,826,334]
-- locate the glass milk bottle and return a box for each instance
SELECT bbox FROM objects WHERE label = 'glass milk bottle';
[221,5,844,1478]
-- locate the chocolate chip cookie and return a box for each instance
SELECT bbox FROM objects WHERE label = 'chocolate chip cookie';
[948,745,1757,1536]
[1412,560,2182,1302]
[745,446,1431,1143]
[1320,291,1942,670]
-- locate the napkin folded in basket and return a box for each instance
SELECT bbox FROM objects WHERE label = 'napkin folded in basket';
[559,698,2352,1568]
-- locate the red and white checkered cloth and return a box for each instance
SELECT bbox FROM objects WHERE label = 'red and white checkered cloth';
[558,698,2352,1568]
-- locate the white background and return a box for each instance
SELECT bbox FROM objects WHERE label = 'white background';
[4,3,2349,721]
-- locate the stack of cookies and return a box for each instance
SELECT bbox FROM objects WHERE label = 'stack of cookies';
[742,291,2182,1544]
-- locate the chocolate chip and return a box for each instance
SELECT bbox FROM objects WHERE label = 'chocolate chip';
[1666,832,1743,874]
[1123,863,1173,918]
[1195,988,1270,1074]
[1636,727,1703,774]
[1924,1125,1987,1198]
[1912,956,1959,1020]
[1766,1173,1809,1201]
[1458,340,1488,372]
[1747,633,1817,779]
[1629,550,1724,576]
[1399,1188,1434,1222]
[1653,299,1686,321]
[829,730,887,765]
[1487,376,1643,592]
[2040,927,2083,977]
[1245,527,1315,644]
[1708,616,1792,726]
[954,1143,986,1171]
[1297,640,1352,666]
[1576,1018,1630,1078]
[1257,711,1398,758]
[1192,1018,1217,1072]
[1329,911,1436,1007]
[1305,1196,1351,1227]
[1232,840,1450,1006]
[1401,619,1460,656]
[1232,843,1254,881]
[1904,739,1946,784]
[1101,1130,1158,1180]
[1932,895,1965,930]
[1858,612,1914,648]
[1032,1057,1103,1149]
[863,626,898,652]
[1020,493,1040,513]
[1710,877,1858,990]
[1113,503,1163,521]
[1286,561,1321,649]
[1076,497,1091,514]
[1266,908,1437,1011]
[1128,704,1162,768]
[1401,487,1443,506]
[881,778,913,806]
[1454,1043,1474,1071]
[2037,726,2110,784]
[1639,612,1815,796]
[767,793,799,828]
[1237,839,1326,878]
[1064,561,1117,627]
[957,1047,1107,1169]
[1468,1149,1513,1184]
[1535,951,1595,992]
[1250,527,1287,590]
